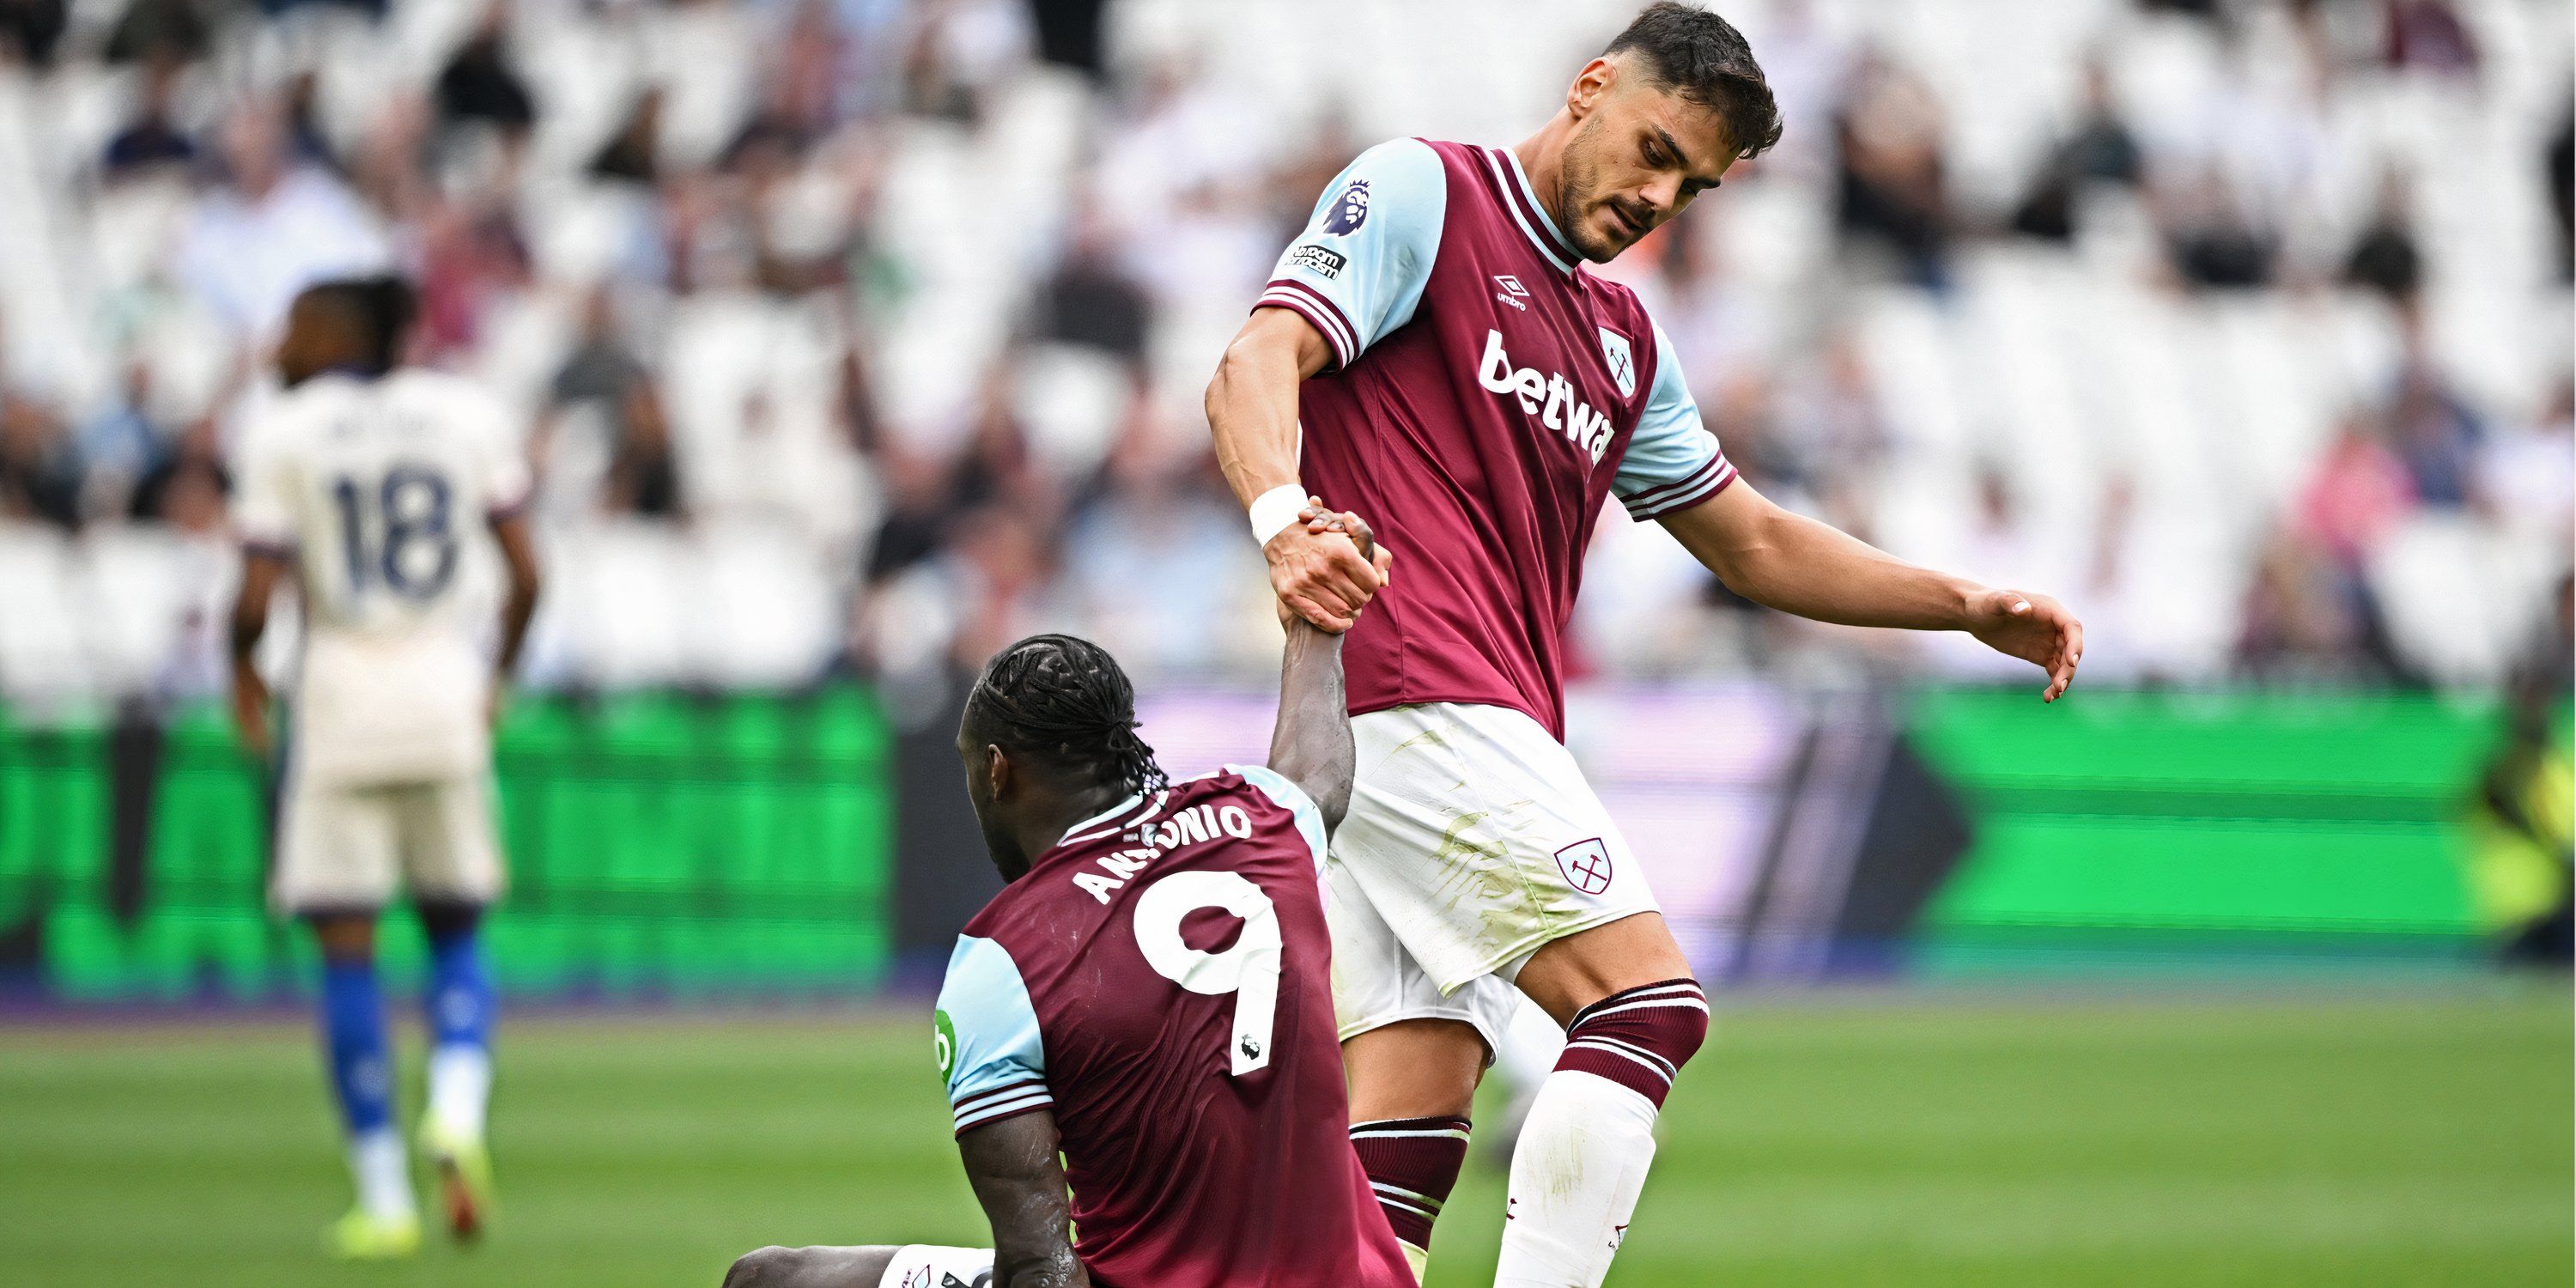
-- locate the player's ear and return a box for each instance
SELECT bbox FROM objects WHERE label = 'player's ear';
[982,745,1012,799]
[1569,57,1615,118]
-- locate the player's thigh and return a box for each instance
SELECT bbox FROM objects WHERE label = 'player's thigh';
[271,780,402,915]
[1510,909,1692,1028]
[1327,854,1512,1118]
[391,775,506,907]
[1336,703,1661,993]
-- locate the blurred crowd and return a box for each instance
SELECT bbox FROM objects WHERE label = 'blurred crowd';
[0,0,2566,714]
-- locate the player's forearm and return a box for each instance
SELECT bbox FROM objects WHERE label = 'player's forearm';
[1206,332,1309,508]
[494,578,538,679]
[489,516,543,681]
[1669,494,1978,631]
[962,1116,1089,1288]
[1268,621,1353,830]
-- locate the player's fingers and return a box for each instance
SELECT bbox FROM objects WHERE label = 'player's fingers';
[1282,591,1354,634]
[1296,556,1373,617]
[1315,539,1382,598]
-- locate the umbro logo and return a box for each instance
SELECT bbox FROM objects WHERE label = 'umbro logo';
[1493,274,1529,311]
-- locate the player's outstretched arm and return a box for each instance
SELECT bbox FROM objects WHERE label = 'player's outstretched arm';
[1267,506,1366,832]
[958,1111,1090,1288]
[1206,307,1389,633]
[1659,481,2083,702]
[227,550,289,758]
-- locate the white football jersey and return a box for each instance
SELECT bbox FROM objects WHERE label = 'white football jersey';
[234,369,530,785]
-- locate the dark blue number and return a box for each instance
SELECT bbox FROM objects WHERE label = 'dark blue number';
[327,467,459,600]
[331,477,369,591]
[378,465,456,598]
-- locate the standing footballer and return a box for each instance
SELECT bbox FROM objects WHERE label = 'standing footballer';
[230,276,541,1258]
[1205,5,2083,1285]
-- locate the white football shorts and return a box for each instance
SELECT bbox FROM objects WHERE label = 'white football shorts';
[876,1246,993,1288]
[1326,702,1659,1054]
[270,773,506,914]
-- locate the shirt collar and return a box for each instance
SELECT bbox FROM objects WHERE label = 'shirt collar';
[1486,146,1582,274]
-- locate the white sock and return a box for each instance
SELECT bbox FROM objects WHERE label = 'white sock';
[427,1044,493,1141]
[1494,1070,1658,1288]
[349,1127,416,1221]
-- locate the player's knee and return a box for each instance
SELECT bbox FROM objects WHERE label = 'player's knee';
[1556,977,1709,1109]
[306,914,377,964]
[723,1245,800,1288]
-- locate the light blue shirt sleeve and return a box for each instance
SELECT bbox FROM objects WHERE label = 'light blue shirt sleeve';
[1256,138,1447,371]
[1613,321,1739,520]
[933,935,1051,1135]
[1227,762,1329,871]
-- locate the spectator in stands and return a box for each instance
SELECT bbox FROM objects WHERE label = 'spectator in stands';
[414,194,532,359]
[131,416,226,526]
[1061,403,1252,677]
[2387,327,2484,507]
[2236,529,2366,681]
[72,362,167,522]
[2342,169,2424,305]
[2479,380,2573,539]
[2010,58,2143,243]
[2297,410,2416,568]
[0,0,63,66]
[2159,164,2275,289]
[897,0,1030,128]
[434,3,536,143]
[1833,49,1952,289]
[173,98,392,336]
[1036,206,1152,373]
[101,0,206,65]
[591,89,665,185]
[103,52,197,179]
[548,289,682,519]
[0,390,77,528]
[2382,0,2478,82]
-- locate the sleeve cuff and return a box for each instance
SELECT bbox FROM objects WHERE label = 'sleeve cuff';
[1622,457,1739,520]
[1255,279,1358,372]
[951,1078,1054,1136]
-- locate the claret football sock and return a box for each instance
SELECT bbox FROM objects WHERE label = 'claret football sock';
[1495,979,1707,1288]
[1350,1115,1473,1280]
[320,959,415,1220]
[423,919,495,1142]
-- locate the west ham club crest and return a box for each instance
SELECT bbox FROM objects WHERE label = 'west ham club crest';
[1599,328,1636,398]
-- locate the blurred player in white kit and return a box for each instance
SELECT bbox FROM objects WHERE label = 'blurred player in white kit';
[226,276,543,1259]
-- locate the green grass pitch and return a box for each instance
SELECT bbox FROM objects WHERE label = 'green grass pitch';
[2,987,2566,1287]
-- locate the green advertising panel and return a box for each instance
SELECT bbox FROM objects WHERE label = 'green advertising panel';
[1908,689,2551,970]
[0,690,893,999]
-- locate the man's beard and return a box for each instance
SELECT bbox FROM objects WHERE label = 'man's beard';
[1554,125,1619,264]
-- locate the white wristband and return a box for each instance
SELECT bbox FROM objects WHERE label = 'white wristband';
[1248,484,1309,546]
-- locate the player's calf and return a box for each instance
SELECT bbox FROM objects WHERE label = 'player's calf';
[1350,1114,1473,1280]
[1498,977,1709,1288]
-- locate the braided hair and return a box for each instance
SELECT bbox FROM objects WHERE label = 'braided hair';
[965,634,1170,795]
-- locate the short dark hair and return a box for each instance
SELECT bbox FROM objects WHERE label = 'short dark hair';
[1604,2,1783,161]
[298,274,418,374]
[966,634,1169,795]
